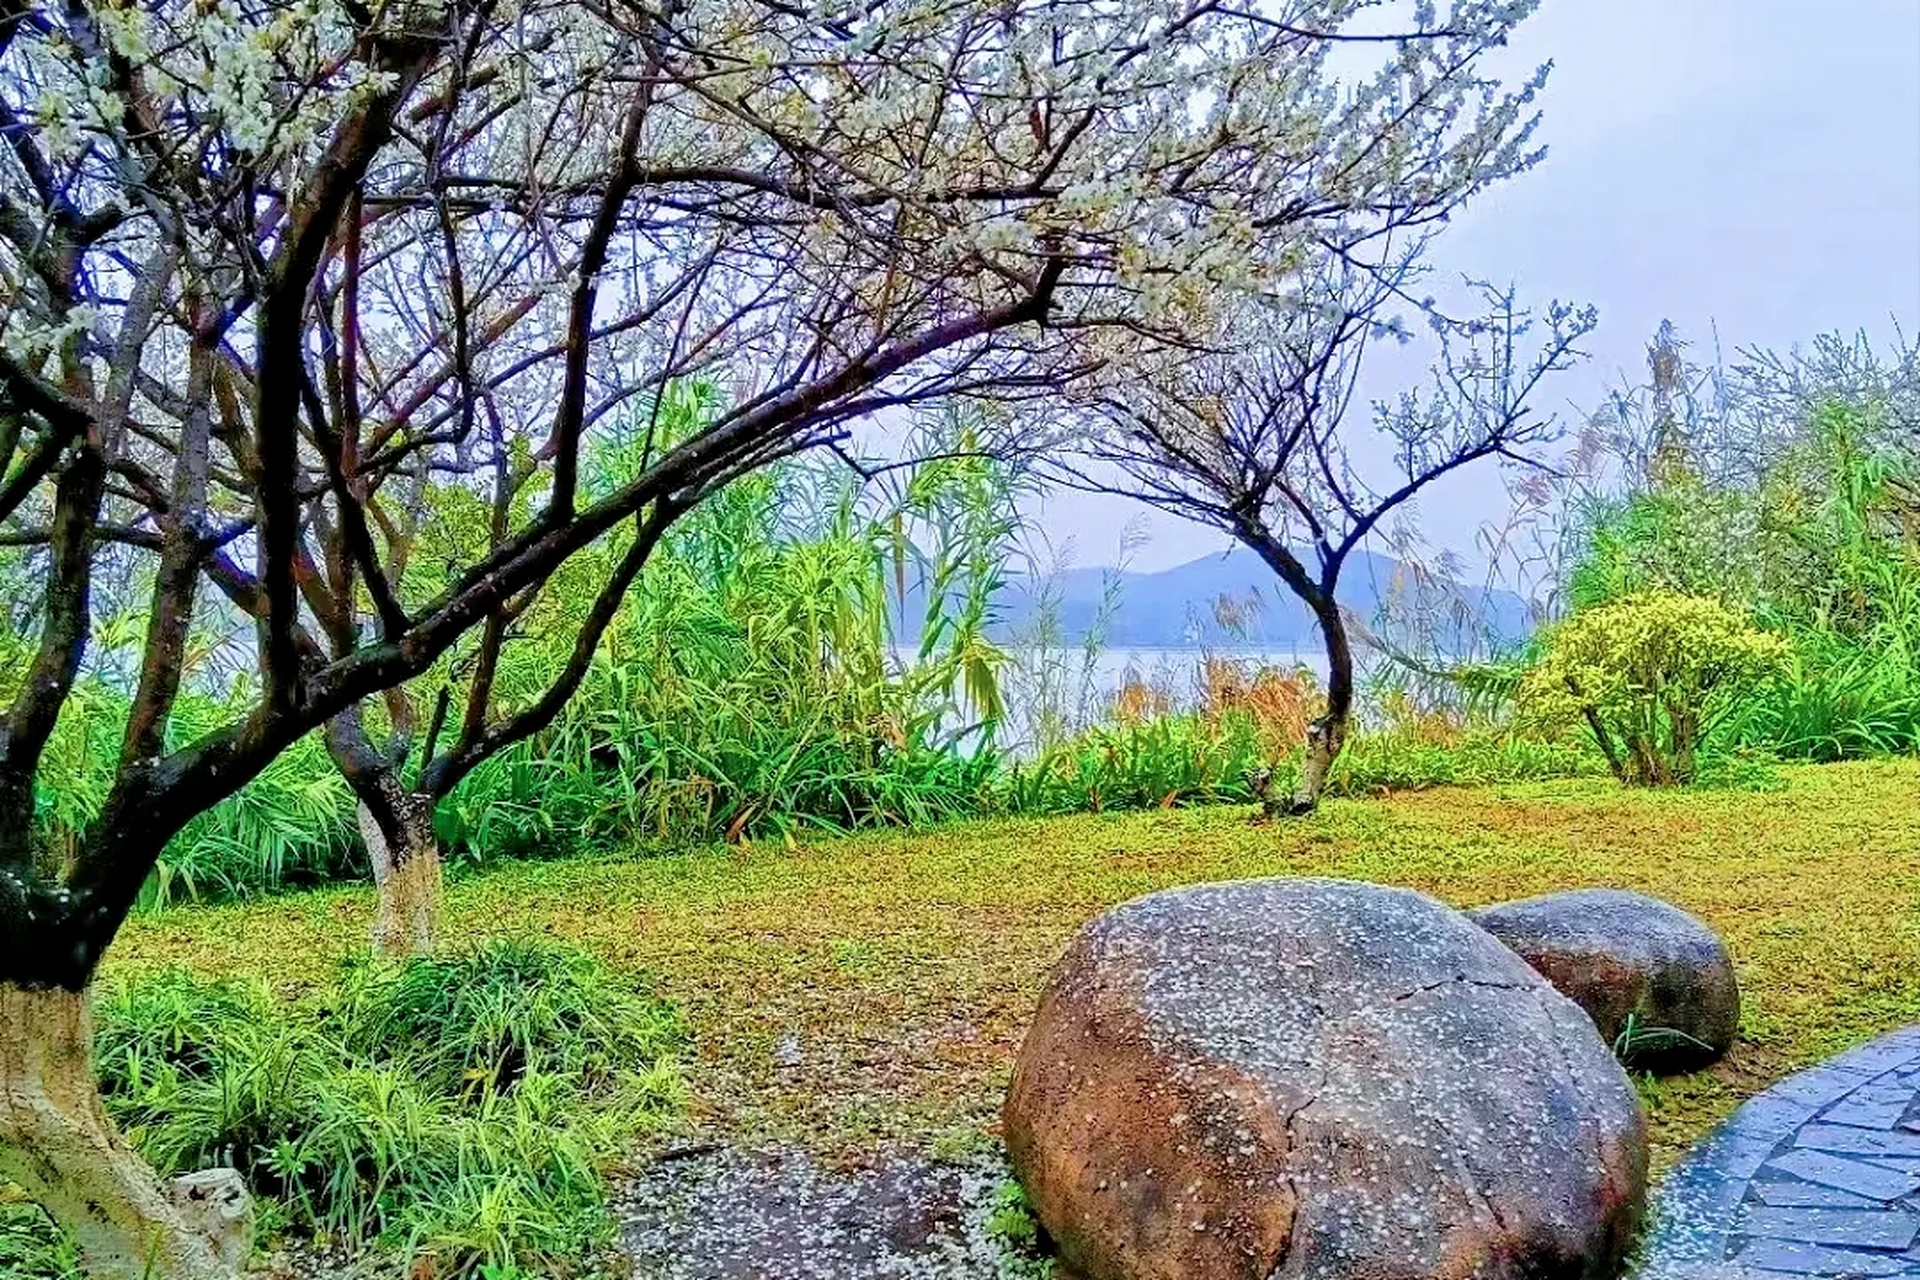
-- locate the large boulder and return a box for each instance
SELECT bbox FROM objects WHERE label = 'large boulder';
[1467,889,1739,1074]
[1004,878,1646,1280]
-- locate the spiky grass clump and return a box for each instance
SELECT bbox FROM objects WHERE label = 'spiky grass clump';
[85,939,685,1277]
[0,1189,79,1280]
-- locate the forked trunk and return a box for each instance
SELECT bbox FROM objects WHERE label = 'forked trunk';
[0,984,249,1280]
[359,798,442,958]
[1267,598,1354,817]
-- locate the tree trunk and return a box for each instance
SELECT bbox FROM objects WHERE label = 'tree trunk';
[1288,709,1350,814]
[358,796,442,958]
[0,984,249,1280]
[1274,600,1354,817]
[327,706,445,958]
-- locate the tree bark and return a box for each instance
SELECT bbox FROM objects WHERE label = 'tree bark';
[1279,598,1354,816]
[358,797,441,959]
[328,708,443,957]
[0,984,249,1280]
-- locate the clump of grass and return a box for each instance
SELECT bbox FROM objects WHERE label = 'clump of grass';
[85,939,686,1278]
[1613,1012,1717,1072]
[0,1191,78,1280]
[998,711,1267,814]
[328,938,684,1101]
[1194,655,1319,753]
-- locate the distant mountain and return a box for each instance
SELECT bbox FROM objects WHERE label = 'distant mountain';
[928,547,1533,651]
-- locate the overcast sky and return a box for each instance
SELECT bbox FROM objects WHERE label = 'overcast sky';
[1039,0,1920,573]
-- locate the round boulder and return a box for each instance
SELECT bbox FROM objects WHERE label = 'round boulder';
[1467,888,1739,1074]
[1004,878,1646,1280]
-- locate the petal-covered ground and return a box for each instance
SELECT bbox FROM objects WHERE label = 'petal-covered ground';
[115,758,1920,1177]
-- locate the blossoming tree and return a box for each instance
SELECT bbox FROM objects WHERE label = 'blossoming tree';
[0,0,1559,1271]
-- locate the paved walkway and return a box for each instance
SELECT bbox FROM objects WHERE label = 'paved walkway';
[1641,1026,1920,1278]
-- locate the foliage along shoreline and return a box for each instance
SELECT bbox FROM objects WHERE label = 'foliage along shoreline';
[4,329,1913,910]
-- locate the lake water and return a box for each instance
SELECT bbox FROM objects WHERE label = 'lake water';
[894,645,1331,696]
[1067,646,1331,690]
[893,645,1335,749]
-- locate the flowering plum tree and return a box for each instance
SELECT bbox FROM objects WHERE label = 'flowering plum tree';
[0,0,1561,1270]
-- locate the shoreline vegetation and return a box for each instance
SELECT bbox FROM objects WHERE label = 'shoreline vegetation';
[20,364,1916,912]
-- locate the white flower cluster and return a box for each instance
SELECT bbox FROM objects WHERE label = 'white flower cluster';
[14,0,395,178]
[0,0,1552,541]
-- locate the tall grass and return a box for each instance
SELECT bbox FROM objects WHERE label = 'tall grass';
[14,428,1029,903]
[0,635,360,905]
[996,652,1599,814]
[1561,396,1920,762]
[438,434,1021,857]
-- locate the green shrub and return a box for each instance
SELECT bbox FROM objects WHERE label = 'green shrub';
[1519,591,1790,786]
[1556,377,1920,765]
[88,940,685,1277]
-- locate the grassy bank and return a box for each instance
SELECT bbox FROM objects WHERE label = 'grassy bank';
[110,758,1920,1176]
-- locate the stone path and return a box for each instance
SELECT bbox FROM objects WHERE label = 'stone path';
[1641,1026,1920,1278]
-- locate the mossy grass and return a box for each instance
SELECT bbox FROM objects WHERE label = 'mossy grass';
[107,758,1920,1178]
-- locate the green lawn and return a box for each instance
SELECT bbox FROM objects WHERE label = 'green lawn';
[111,758,1920,1176]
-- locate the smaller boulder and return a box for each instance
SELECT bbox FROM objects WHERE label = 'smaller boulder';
[1468,889,1738,1073]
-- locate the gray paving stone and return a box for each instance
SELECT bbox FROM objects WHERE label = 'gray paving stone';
[1799,1124,1920,1160]
[1750,1177,1887,1210]
[1734,1238,1920,1275]
[1764,1148,1920,1201]
[1712,1134,1799,1185]
[1826,1086,1914,1131]
[1840,1041,1920,1076]
[1765,1070,1867,1115]
[1740,1205,1920,1249]
[1731,1095,1831,1141]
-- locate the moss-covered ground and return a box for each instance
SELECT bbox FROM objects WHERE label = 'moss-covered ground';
[111,758,1920,1177]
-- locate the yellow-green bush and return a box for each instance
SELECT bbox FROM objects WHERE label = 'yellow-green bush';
[1519,591,1790,786]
